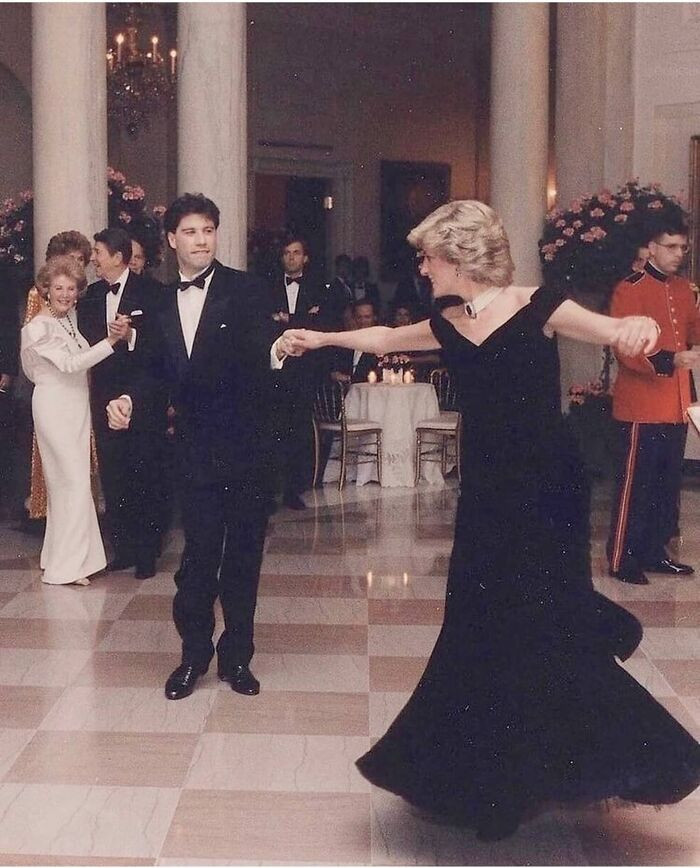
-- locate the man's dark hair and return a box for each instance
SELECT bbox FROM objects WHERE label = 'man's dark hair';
[127,217,163,269]
[281,233,309,257]
[645,213,689,246]
[163,193,220,235]
[352,297,378,316]
[94,227,132,266]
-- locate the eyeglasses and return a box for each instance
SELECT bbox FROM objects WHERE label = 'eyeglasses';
[653,242,690,254]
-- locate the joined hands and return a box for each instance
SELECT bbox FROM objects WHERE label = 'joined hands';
[614,316,661,357]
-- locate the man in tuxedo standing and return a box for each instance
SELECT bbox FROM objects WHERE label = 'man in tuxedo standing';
[268,235,325,511]
[108,193,293,701]
[78,227,165,579]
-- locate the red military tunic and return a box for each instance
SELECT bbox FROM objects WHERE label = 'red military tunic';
[609,263,700,422]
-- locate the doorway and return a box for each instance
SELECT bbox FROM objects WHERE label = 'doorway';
[253,173,331,282]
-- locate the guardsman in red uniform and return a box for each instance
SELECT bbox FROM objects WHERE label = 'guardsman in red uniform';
[607,221,700,584]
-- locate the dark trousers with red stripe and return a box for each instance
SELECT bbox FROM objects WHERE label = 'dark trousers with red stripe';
[607,421,687,574]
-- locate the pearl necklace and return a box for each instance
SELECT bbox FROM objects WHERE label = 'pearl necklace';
[49,305,83,348]
[463,286,506,319]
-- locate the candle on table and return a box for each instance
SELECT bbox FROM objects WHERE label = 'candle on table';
[115,33,124,65]
[367,370,377,384]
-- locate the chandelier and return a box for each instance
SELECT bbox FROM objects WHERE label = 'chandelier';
[106,4,176,136]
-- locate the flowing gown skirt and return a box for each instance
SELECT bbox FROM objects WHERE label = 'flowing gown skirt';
[33,379,106,583]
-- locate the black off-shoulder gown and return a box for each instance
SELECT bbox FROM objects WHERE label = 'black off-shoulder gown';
[356,287,700,833]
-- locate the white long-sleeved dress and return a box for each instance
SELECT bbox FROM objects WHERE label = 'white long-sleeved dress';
[21,314,114,584]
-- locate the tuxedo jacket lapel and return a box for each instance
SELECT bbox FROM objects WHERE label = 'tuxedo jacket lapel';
[162,288,189,377]
[188,264,230,367]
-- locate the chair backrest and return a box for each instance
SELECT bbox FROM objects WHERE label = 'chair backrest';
[430,367,458,411]
[313,380,346,424]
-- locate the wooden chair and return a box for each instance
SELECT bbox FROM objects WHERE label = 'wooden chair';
[312,381,383,490]
[414,368,461,484]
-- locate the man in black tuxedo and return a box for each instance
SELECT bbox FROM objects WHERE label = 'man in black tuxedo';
[268,235,326,511]
[107,194,293,701]
[78,227,165,579]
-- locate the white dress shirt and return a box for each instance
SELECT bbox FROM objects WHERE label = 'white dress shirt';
[106,267,137,350]
[352,349,363,372]
[176,264,285,369]
[176,266,216,357]
[285,277,300,315]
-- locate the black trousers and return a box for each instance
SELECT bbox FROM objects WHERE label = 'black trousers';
[270,376,315,498]
[94,423,163,563]
[174,478,269,670]
[607,421,687,574]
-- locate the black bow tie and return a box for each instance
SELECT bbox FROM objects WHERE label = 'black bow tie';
[109,282,121,295]
[285,276,301,288]
[178,264,215,292]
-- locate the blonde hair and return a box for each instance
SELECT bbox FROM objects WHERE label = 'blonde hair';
[35,255,88,299]
[407,200,514,288]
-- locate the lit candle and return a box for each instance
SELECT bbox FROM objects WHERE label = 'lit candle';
[115,32,124,65]
[106,50,114,72]
[151,35,159,63]
[403,370,412,384]
[169,48,177,77]
[367,370,377,384]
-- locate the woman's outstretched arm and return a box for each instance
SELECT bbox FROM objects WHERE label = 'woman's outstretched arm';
[283,318,440,356]
[547,299,660,357]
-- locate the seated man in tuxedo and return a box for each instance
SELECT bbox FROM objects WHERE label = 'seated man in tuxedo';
[268,235,326,511]
[107,193,295,701]
[78,227,166,579]
[330,298,380,384]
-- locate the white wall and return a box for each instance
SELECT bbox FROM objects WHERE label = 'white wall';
[633,3,700,197]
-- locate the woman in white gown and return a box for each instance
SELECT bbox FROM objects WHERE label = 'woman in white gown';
[20,256,129,586]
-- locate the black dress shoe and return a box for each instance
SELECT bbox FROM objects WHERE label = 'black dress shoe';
[218,664,260,695]
[165,662,208,700]
[610,568,650,585]
[644,558,695,576]
[283,493,307,511]
[134,559,156,580]
[107,557,136,572]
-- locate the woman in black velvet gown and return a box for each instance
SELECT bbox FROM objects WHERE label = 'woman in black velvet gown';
[285,200,700,840]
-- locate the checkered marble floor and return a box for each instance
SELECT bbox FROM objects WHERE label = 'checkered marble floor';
[0,479,698,865]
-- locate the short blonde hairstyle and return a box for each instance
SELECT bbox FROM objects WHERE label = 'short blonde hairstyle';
[407,200,514,288]
[35,255,88,299]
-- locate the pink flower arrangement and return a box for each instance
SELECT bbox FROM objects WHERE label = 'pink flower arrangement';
[539,179,689,304]
[0,167,164,270]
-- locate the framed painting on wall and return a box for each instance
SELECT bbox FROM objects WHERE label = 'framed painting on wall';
[380,160,451,282]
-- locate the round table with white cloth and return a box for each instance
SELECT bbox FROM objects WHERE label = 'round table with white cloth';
[324,381,445,487]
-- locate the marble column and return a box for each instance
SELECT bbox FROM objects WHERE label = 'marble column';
[555,3,635,404]
[489,3,549,284]
[32,3,107,266]
[178,4,247,268]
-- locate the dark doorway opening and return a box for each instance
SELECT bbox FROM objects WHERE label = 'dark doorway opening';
[252,173,330,283]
